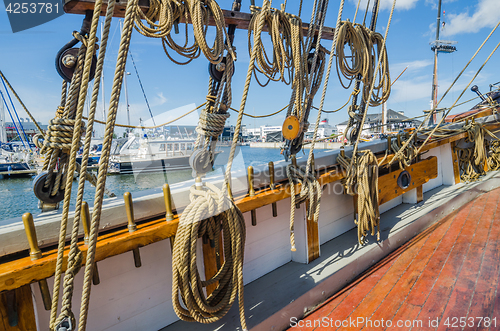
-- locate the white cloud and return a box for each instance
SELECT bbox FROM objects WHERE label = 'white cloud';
[391,59,433,75]
[350,0,419,11]
[441,0,500,36]
[152,92,168,107]
[425,0,458,11]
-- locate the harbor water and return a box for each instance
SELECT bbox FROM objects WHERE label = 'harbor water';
[0,146,285,225]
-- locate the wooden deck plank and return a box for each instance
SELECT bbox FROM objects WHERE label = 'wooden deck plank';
[291,188,500,331]
[332,227,432,330]
[334,218,450,331]
[388,198,478,329]
[414,194,487,330]
[294,234,433,331]
[436,189,500,331]
[362,202,457,331]
[457,194,500,331]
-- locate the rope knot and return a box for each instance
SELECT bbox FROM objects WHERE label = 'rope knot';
[42,118,85,153]
[195,110,230,137]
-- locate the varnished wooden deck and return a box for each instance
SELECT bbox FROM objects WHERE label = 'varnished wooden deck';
[290,187,500,331]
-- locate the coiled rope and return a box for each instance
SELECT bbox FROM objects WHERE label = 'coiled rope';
[335,20,390,106]
[336,0,396,245]
[338,150,380,244]
[134,0,227,65]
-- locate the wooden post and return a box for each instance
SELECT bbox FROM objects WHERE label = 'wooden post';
[248,166,257,226]
[202,232,224,296]
[269,161,278,217]
[450,141,461,184]
[0,285,37,330]
[306,201,320,263]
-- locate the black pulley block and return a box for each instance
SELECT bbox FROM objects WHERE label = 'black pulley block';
[56,47,97,83]
[208,57,234,83]
[33,172,65,204]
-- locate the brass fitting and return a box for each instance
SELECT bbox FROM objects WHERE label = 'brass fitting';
[163,184,174,222]
[22,213,41,260]
[123,192,141,268]
[22,213,51,310]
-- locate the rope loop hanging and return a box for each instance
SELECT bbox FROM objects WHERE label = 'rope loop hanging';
[338,150,380,245]
[286,163,322,251]
[335,21,390,107]
[133,0,226,64]
[171,182,246,326]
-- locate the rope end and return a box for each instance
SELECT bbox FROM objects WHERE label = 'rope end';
[291,246,296,252]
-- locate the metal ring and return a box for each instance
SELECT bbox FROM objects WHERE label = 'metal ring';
[397,170,411,190]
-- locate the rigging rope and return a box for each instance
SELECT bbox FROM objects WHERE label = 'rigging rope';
[0,70,43,134]
[50,0,113,329]
[338,150,380,244]
[77,0,138,329]
[390,19,500,165]
[336,0,396,245]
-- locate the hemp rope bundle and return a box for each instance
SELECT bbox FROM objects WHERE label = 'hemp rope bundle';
[171,183,246,325]
[134,0,226,65]
[338,150,380,245]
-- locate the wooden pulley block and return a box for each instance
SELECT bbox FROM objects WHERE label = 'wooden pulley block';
[282,116,301,141]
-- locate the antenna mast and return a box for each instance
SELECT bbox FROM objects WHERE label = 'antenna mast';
[429,0,456,125]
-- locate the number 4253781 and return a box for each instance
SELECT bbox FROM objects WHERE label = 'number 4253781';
[443,317,496,328]
[5,2,58,14]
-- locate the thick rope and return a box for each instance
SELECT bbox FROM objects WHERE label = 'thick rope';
[339,150,380,244]
[171,183,246,325]
[51,0,105,329]
[135,0,226,64]
[48,41,88,330]
[77,0,137,329]
[286,0,344,250]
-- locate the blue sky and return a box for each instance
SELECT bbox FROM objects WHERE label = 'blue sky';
[0,0,499,135]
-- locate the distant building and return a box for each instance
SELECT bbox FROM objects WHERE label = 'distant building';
[336,109,421,136]
[4,120,47,142]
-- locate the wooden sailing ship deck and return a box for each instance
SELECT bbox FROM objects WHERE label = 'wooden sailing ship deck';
[291,186,500,331]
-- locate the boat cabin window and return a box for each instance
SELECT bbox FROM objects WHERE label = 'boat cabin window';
[187,143,193,151]
[159,144,166,151]
[181,143,186,151]
[174,143,179,151]
[167,144,172,151]
[128,140,140,150]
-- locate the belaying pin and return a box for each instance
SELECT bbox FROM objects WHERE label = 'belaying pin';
[82,202,100,285]
[163,184,174,222]
[22,212,52,311]
[248,166,257,226]
[269,162,278,217]
[124,192,142,268]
